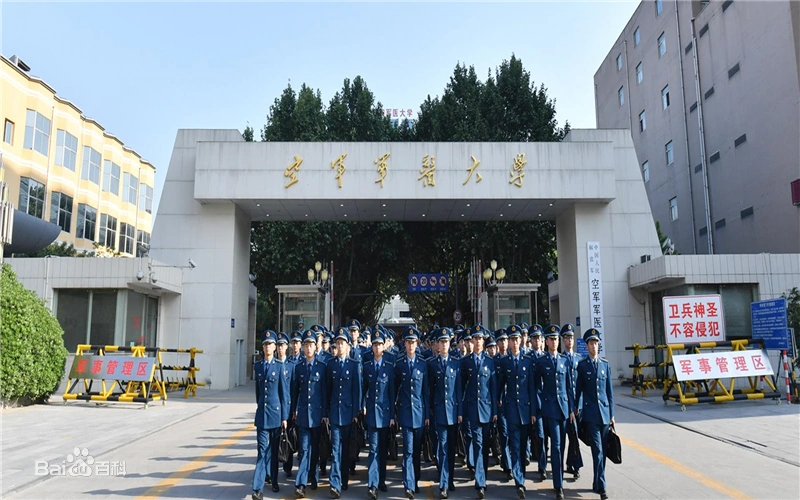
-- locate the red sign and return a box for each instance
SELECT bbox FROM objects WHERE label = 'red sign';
[662,294,725,344]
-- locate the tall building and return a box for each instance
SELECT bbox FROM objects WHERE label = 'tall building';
[1,54,155,256]
[595,0,800,255]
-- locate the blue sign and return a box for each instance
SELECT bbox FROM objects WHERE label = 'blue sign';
[576,338,589,357]
[751,298,789,350]
[408,273,449,293]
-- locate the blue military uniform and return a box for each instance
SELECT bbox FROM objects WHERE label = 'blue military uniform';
[326,328,362,497]
[493,327,512,478]
[394,327,429,497]
[527,324,548,478]
[276,333,297,478]
[560,324,584,478]
[348,319,366,365]
[533,325,575,500]
[459,325,496,496]
[498,325,537,495]
[362,331,395,497]
[428,328,462,496]
[575,329,614,500]
[291,330,328,495]
[252,331,291,498]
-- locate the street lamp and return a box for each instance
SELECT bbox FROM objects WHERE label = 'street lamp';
[308,261,330,288]
[483,260,505,287]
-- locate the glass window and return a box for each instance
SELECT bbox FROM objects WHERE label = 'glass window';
[23,109,51,157]
[616,54,623,71]
[50,192,73,233]
[119,222,135,254]
[656,0,663,15]
[634,27,641,46]
[658,33,667,57]
[636,62,643,83]
[55,129,78,171]
[669,197,678,221]
[618,86,625,106]
[90,290,117,347]
[56,289,90,351]
[102,160,121,195]
[18,177,46,218]
[662,85,671,109]
[125,290,146,347]
[3,119,14,144]
[639,110,647,132]
[138,184,153,214]
[81,146,101,185]
[123,173,138,205]
[665,140,674,165]
[77,203,97,241]
[99,214,118,250]
[642,160,649,182]
[136,230,151,257]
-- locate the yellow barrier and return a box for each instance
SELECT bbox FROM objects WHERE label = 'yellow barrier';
[156,347,205,398]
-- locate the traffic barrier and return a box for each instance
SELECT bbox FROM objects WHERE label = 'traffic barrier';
[62,345,167,408]
[157,347,205,398]
[661,338,781,411]
[626,343,670,396]
[782,350,791,404]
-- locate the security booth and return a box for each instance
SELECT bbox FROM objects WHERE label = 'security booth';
[275,284,331,335]
[482,283,541,331]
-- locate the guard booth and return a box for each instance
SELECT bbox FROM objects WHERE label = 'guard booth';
[275,284,331,334]
[482,283,541,331]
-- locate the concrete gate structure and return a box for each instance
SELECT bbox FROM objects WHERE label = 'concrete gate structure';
[150,128,662,390]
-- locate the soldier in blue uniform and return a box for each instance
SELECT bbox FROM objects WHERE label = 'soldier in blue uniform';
[292,330,328,498]
[290,330,303,363]
[395,327,429,499]
[519,323,530,355]
[560,324,583,479]
[276,333,297,479]
[460,325,496,499]
[493,327,511,480]
[362,331,395,499]
[533,325,575,500]
[326,327,361,498]
[251,331,291,500]
[428,327,461,498]
[348,319,366,364]
[575,329,614,500]
[528,324,548,480]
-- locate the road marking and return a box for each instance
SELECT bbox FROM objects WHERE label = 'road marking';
[135,424,254,500]
[619,434,752,500]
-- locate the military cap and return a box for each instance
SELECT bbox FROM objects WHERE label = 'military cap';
[495,328,508,340]
[560,323,575,337]
[583,328,601,343]
[507,325,522,338]
[262,330,277,344]
[462,328,473,341]
[296,319,305,328]
[277,332,289,344]
[486,335,497,347]
[335,327,350,343]
[311,324,326,335]
[349,319,361,330]
[519,322,530,333]
[530,324,544,336]
[302,330,317,343]
[545,324,561,338]
[404,327,420,341]
[322,332,333,342]
[291,330,303,342]
[454,324,465,334]
[363,325,373,336]
[471,324,487,338]
[372,331,385,344]
[437,327,453,341]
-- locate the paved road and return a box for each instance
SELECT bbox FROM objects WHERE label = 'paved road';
[3,384,798,500]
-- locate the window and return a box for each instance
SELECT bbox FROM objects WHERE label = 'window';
[734,134,747,147]
[639,111,647,132]
[656,0,663,15]
[728,63,740,79]
[705,86,715,99]
[695,163,703,173]
[102,160,121,195]
[665,141,674,165]
[723,0,734,12]
[137,230,151,257]
[618,86,625,106]
[689,102,698,113]
[3,119,13,144]
[634,27,641,47]
[123,173,139,205]
[81,146,101,185]
[617,54,623,71]
[23,109,51,157]
[119,222,135,255]
[669,197,678,221]
[139,184,153,214]
[714,218,726,230]
[642,160,650,182]
[685,41,693,54]
[699,23,709,38]
[636,63,643,84]
[49,192,73,233]
[99,214,118,250]
[77,203,97,241]
[709,151,720,163]
[661,85,671,109]
[19,177,46,218]
[55,130,78,171]
[658,33,666,58]
[699,226,708,236]
[740,206,754,219]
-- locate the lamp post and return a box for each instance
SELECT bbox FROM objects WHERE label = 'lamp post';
[482,260,506,288]
[308,261,330,289]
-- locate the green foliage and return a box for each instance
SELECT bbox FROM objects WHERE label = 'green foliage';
[655,221,678,255]
[243,124,254,142]
[249,54,567,329]
[18,241,80,257]
[783,287,800,351]
[0,263,68,406]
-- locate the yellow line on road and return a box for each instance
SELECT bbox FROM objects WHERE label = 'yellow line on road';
[619,434,752,500]
[135,424,254,500]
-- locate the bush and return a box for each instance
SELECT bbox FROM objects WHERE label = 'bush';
[1,263,68,406]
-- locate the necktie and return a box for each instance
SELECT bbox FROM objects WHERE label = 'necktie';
[375,361,380,372]
[442,357,446,371]
[306,361,312,378]
[409,359,413,372]
[514,357,518,372]
[476,355,480,370]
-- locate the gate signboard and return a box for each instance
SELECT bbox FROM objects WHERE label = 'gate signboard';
[663,294,725,344]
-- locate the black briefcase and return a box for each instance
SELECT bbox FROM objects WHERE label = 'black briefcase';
[278,427,290,463]
[605,424,622,464]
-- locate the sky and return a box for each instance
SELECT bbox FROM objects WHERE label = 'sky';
[1,0,639,215]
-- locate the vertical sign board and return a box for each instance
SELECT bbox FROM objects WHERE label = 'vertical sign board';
[662,295,725,344]
[587,242,605,356]
[750,298,789,350]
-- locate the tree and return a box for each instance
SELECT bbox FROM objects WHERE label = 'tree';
[783,287,800,352]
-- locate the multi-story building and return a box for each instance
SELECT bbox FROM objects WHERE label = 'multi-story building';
[595,0,800,255]
[1,54,155,256]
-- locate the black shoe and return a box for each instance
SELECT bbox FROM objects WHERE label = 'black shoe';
[539,470,547,481]
[449,484,456,492]
[517,486,526,499]
[405,489,415,499]
[286,471,294,479]
[599,491,608,500]
[265,475,272,486]
[342,484,348,491]
[555,488,565,500]
[368,486,378,500]
[415,486,421,494]
[330,487,340,499]
[477,487,486,499]
[379,484,388,492]
[252,491,263,500]
[272,484,280,493]
[504,470,512,481]
[574,469,580,479]
[469,468,475,481]
[440,489,448,499]
[310,481,318,490]
[295,486,305,498]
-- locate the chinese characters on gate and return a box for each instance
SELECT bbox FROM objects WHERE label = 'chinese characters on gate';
[662,295,726,344]
[69,355,155,382]
[586,241,606,356]
[672,350,773,381]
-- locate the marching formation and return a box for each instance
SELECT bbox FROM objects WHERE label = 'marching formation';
[251,320,615,500]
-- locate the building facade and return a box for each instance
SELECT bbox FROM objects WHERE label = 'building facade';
[595,0,800,255]
[1,54,156,256]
